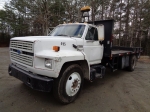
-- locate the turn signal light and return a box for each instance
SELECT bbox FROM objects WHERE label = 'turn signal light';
[53,46,60,52]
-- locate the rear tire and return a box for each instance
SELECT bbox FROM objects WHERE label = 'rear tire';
[128,55,136,71]
[53,64,84,104]
[137,53,141,59]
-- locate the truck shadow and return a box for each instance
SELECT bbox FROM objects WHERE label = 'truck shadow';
[19,69,129,106]
[20,83,62,106]
[83,68,129,90]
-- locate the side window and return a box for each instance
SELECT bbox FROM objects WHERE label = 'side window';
[85,27,98,40]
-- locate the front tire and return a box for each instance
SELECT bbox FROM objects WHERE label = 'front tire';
[53,64,84,104]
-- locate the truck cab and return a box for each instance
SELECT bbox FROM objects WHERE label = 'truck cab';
[50,23,104,65]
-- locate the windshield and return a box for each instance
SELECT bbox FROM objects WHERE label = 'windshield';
[50,24,85,38]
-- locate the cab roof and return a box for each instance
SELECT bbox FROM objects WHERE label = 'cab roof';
[60,22,97,28]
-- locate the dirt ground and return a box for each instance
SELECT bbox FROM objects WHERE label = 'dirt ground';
[0,47,150,112]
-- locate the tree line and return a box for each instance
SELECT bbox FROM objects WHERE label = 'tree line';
[0,0,150,55]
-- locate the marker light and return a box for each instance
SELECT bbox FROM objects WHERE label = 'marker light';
[53,46,60,52]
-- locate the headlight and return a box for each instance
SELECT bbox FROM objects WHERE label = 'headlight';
[45,59,53,69]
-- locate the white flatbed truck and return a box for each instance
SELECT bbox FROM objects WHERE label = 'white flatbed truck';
[8,19,142,104]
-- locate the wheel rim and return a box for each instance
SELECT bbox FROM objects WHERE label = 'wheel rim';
[66,72,81,96]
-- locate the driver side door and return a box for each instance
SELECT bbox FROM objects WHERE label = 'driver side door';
[83,26,103,65]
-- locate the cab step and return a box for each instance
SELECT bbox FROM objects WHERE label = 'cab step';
[90,65,106,81]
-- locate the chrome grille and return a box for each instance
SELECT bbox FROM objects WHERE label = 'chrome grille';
[10,40,33,53]
[10,40,34,67]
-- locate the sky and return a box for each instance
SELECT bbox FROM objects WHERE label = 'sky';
[0,0,10,9]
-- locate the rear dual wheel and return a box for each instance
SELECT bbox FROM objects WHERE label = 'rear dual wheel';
[128,55,137,71]
[53,64,84,104]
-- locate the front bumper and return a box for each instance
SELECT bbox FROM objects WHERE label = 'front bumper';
[8,64,53,92]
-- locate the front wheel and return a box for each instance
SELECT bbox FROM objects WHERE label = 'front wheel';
[53,64,84,104]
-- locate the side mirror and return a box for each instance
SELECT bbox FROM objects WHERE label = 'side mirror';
[97,25,104,41]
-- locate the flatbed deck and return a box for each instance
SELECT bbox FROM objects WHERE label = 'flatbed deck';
[111,46,143,57]
[111,50,134,57]
[112,50,131,55]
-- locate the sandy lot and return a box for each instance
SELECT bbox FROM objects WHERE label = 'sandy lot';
[0,47,150,112]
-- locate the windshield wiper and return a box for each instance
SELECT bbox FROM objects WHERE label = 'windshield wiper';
[57,34,70,37]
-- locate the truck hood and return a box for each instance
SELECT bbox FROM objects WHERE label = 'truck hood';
[11,36,83,52]
[11,36,66,42]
